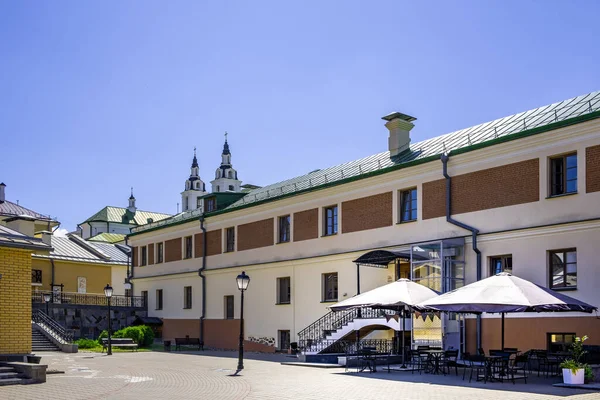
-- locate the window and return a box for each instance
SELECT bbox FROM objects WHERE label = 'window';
[183,286,192,309]
[156,289,163,310]
[228,185,234,191]
[226,227,235,252]
[400,188,418,222]
[32,269,42,284]
[324,205,338,236]
[184,236,193,259]
[550,153,577,196]
[141,290,148,307]
[549,249,577,289]
[185,196,189,211]
[217,185,220,192]
[228,171,233,178]
[141,246,147,266]
[278,330,291,351]
[277,277,291,304]
[157,242,164,263]
[225,295,234,319]
[490,255,512,276]
[322,272,338,302]
[547,332,576,352]
[278,215,291,243]
[207,198,216,212]
[124,288,132,298]
[197,197,202,209]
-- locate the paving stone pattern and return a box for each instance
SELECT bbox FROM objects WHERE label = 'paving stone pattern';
[3,351,599,400]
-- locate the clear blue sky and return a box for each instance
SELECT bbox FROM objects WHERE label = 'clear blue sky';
[2,1,599,232]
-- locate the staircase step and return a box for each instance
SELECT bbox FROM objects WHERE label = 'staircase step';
[0,367,15,372]
[0,378,25,386]
[0,372,19,378]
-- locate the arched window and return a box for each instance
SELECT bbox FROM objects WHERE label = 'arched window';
[217,185,220,192]
[195,182,200,189]
[228,171,233,178]
[228,185,234,191]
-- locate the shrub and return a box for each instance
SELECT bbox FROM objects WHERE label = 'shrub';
[97,325,154,348]
[76,338,98,349]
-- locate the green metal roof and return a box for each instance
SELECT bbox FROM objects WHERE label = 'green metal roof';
[131,90,600,236]
[82,206,172,226]
[87,232,126,244]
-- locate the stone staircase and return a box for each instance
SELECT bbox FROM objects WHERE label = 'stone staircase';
[0,366,29,386]
[32,330,60,352]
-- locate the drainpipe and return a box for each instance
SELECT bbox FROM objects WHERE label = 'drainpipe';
[125,237,133,303]
[198,214,207,344]
[50,259,56,303]
[440,154,482,351]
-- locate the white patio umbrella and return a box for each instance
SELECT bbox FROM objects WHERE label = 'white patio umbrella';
[417,272,597,350]
[329,278,439,368]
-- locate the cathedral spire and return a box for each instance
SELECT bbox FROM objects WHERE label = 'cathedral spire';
[211,133,241,193]
[128,187,136,213]
[191,146,199,169]
[222,132,231,156]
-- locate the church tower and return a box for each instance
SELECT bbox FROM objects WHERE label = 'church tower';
[211,133,242,193]
[181,148,208,212]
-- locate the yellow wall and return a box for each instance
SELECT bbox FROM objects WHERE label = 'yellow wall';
[31,257,126,295]
[0,247,32,354]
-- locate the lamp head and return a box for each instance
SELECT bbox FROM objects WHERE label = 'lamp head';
[236,271,250,291]
[104,283,113,298]
[43,293,51,302]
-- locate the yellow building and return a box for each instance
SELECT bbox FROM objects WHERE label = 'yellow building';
[0,225,51,359]
[31,232,130,298]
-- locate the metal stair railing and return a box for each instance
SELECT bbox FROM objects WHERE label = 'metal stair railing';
[298,307,396,353]
[32,309,74,344]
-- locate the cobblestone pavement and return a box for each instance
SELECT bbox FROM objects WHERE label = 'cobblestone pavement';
[3,351,599,400]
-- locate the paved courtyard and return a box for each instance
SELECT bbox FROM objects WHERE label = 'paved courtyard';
[3,351,598,400]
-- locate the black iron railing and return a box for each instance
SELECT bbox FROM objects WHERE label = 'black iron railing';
[297,307,397,353]
[32,290,146,308]
[298,339,395,355]
[32,309,74,344]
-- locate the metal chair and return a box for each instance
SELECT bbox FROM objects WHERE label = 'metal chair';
[507,354,529,384]
[442,349,460,376]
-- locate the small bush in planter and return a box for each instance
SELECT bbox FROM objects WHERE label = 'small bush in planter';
[560,335,589,384]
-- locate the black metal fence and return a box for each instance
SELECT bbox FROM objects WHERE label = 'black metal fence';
[299,339,395,355]
[32,290,146,308]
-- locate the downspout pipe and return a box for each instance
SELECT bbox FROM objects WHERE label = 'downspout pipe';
[125,237,133,303]
[198,214,207,345]
[441,154,482,351]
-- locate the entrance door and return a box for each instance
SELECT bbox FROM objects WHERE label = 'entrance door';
[279,330,291,352]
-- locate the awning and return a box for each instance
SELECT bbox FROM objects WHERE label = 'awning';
[353,249,426,268]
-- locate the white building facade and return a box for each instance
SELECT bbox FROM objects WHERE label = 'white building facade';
[128,91,600,355]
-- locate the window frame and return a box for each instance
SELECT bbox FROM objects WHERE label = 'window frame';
[140,246,147,266]
[225,227,235,252]
[323,205,338,236]
[322,272,338,302]
[549,248,577,290]
[224,295,234,319]
[184,236,193,259]
[183,286,192,309]
[141,290,148,308]
[276,277,291,305]
[32,269,43,284]
[547,332,576,353]
[196,197,203,209]
[489,254,513,276]
[278,215,291,243]
[156,289,163,310]
[399,188,418,223]
[206,198,216,212]
[156,242,164,264]
[549,153,577,197]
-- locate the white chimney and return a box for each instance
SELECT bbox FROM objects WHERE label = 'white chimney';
[382,112,416,158]
[40,231,53,245]
[0,182,5,203]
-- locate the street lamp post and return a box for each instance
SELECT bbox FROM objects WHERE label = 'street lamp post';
[43,293,51,315]
[236,271,250,372]
[104,284,113,356]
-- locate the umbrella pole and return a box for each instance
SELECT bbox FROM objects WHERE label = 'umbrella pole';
[501,312,505,350]
[401,307,407,368]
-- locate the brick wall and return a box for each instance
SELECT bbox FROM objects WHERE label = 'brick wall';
[0,247,32,354]
[194,230,222,257]
[237,219,274,251]
[586,145,600,193]
[293,208,318,242]
[148,243,154,265]
[342,192,393,233]
[422,158,539,219]
[132,246,138,267]
[165,238,182,263]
